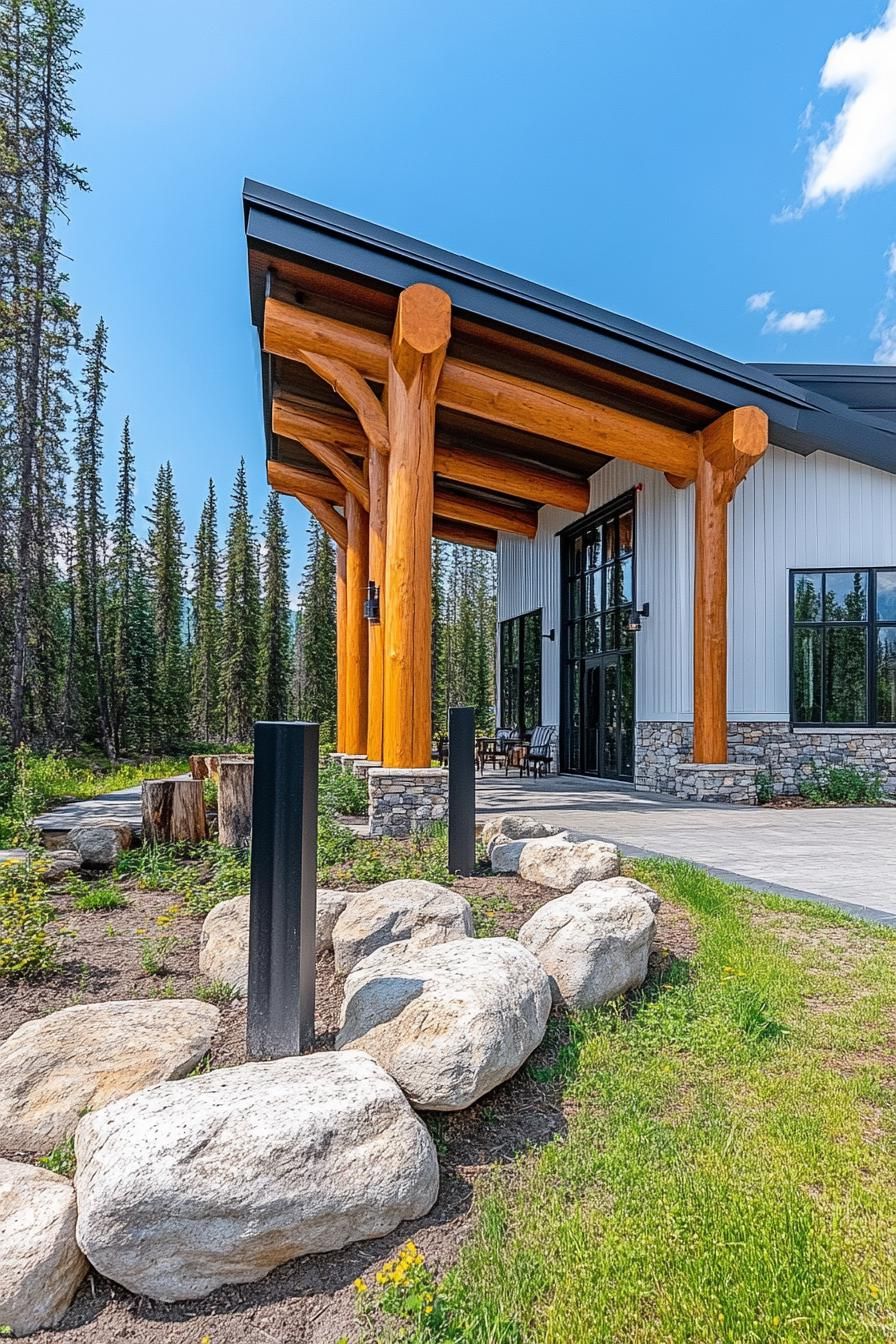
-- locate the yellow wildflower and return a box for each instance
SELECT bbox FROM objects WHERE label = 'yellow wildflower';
[870,1284,880,1298]
[353,1277,367,1294]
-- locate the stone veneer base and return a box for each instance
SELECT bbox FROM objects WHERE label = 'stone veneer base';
[368,767,449,839]
[637,720,896,798]
[674,761,762,804]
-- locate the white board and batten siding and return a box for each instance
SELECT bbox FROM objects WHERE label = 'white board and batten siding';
[497,445,896,729]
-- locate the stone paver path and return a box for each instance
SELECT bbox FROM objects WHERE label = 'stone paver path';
[32,783,145,843]
[477,772,896,925]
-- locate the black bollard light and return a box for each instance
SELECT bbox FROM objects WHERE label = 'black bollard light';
[246,720,318,1059]
[448,705,476,876]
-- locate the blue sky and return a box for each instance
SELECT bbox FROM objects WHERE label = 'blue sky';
[66,0,896,590]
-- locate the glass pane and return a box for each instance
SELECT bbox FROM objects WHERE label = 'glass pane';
[584,571,600,615]
[500,664,518,728]
[793,627,821,722]
[604,519,618,561]
[569,580,582,620]
[505,619,520,662]
[522,666,541,734]
[585,526,602,570]
[619,608,634,649]
[619,653,634,778]
[584,665,599,772]
[618,510,633,556]
[877,571,896,622]
[523,611,541,661]
[602,662,619,776]
[567,621,581,659]
[825,571,867,622]
[603,610,619,652]
[877,627,896,723]
[567,662,581,770]
[584,616,601,655]
[793,572,822,622]
[571,535,582,576]
[610,557,632,607]
[825,626,867,723]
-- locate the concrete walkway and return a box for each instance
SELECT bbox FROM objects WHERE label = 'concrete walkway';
[476,772,896,925]
[32,783,145,845]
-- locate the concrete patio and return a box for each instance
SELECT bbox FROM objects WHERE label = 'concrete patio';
[476,772,896,924]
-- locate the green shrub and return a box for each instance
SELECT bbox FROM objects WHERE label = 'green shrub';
[117,841,250,916]
[755,768,774,804]
[194,977,239,1005]
[138,932,178,975]
[0,858,59,977]
[37,1135,76,1178]
[320,824,452,888]
[68,876,129,911]
[319,762,368,817]
[800,764,884,805]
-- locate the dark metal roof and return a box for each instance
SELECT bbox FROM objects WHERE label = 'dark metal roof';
[755,364,896,427]
[244,179,896,475]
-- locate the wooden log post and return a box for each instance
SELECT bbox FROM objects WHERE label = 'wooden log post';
[142,778,207,845]
[693,407,768,763]
[336,544,347,752]
[344,492,369,755]
[218,758,255,849]
[367,442,388,762]
[383,285,452,768]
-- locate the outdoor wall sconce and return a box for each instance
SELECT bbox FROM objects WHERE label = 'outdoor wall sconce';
[542,628,556,641]
[364,581,380,623]
[627,603,650,633]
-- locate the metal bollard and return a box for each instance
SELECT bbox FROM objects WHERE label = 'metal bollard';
[448,705,476,876]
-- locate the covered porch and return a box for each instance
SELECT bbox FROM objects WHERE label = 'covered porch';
[244,182,786,825]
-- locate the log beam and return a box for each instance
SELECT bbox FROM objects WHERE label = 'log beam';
[300,437,369,510]
[344,493,369,756]
[267,458,344,503]
[432,517,497,551]
[433,486,538,538]
[289,348,389,455]
[383,285,451,768]
[295,493,347,550]
[272,395,367,457]
[434,442,588,512]
[693,406,768,764]
[367,442,388,761]
[335,544,347,752]
[265,297,700,478]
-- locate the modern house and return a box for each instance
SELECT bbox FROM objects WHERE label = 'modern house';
[244,180,896,826]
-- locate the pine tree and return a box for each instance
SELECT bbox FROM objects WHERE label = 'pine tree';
[145,462,187,750]
[220,460,260,742]
[431,540,447,735]
[190,479,222,742]
[106,416,140,754]
[294,519,336,739]
[1,0,86,743]
[72,317,113,753]
[259,490,291,721]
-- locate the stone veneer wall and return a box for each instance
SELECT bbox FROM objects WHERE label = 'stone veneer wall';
[636,721,896,797]
[673,762,762,804]
[368,767,449,838]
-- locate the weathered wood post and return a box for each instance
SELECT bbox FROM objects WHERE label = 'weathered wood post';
[141,778,207,845]
[448,706,476,876]
[217,758,254,848]
[246,721,318,1059]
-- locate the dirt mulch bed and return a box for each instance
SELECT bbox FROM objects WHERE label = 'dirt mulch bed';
[3,868,693,1344]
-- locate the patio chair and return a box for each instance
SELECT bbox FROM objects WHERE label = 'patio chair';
[521,725,557,778]
[478,726,519,774]
[433,735,449,767]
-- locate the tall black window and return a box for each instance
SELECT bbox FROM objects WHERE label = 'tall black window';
[499,610,542,733]
[790,568,896,726]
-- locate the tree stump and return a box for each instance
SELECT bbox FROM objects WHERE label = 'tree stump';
[142,778,208,846]
[189,755,210,781]
[217,759,254,849]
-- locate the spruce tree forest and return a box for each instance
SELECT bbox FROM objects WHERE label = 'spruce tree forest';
[0,0,496,765]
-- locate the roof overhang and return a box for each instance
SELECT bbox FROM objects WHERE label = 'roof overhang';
[244,179,896,516]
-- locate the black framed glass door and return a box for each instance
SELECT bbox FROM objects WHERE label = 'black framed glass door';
[562,494,636,780]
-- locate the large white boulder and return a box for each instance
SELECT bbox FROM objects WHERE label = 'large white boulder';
[337,937,552,1110]
[0,999,219,1153]
[0,1159,86,1336]
[66,819,134,868]
[518,833,619,890]
[199,889,351,994]
[480,814,559,846]
[331,879,473,977]
[591,874,662,914]
[74,1051,439,1302]
[517,882,656,1009]
[488,837,527,874]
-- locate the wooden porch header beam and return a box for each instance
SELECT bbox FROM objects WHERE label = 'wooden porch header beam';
[265,297,700,479]
[267,459,344,504]
[433,517,497,551]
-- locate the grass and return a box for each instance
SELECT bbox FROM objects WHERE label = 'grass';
[319,820,452,888]
[37,1135,76,1178]
[393,860,896,1344]
[68,875,129,911]
[116,841,251,915]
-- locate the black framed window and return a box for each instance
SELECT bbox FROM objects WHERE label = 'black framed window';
[499,610,542,733]
[790,568,896,726]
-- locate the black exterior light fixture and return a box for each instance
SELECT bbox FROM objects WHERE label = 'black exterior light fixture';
[364,580,380,622]
[627,602,650,633]
[542,627,556,641]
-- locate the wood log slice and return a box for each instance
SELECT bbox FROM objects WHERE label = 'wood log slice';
[142,778,208,846]
[217,759,255,849]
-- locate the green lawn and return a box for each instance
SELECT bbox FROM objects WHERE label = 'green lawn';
[369,861,896,1343]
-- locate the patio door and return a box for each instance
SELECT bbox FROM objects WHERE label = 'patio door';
[562,493,636,780]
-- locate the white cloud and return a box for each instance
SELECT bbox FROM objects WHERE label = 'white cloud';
[802,1,896,208]
[762,308,828,335]
[746,291,774,311]
[873,323,896,363]
[888,241,896,276]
